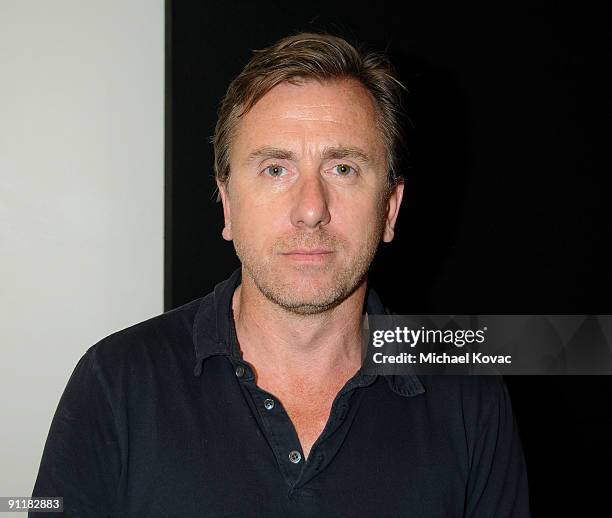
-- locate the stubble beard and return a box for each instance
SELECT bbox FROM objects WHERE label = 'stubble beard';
[233,201,388,316]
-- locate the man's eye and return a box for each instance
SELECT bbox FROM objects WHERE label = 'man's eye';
[263,165,287,177]
[333,164,355,176]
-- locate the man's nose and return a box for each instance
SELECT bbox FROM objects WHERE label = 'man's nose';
[289,171,331,229]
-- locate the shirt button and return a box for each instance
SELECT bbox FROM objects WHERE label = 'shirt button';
[235,365,246,378]
[263,398,275,410]
[288,450,302,464]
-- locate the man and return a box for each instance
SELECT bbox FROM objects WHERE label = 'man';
[32,33,530,517]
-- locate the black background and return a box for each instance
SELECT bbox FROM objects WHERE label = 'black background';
[167,2,611,515]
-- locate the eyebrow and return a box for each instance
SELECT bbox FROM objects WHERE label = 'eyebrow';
[245,145,372,165]
[246,147,297,163]
[321,146,371,164]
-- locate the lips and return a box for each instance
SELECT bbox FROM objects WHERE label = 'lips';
[279,249,334,262]
[281,249,333,255]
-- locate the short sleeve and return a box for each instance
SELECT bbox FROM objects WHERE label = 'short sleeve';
[464,377,531,517]
[30,347,122,517]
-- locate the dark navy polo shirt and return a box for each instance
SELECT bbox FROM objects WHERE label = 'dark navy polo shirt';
[31,268,530,517]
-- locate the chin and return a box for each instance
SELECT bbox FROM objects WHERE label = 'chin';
[259,272,363,315]
[265,292,343,315]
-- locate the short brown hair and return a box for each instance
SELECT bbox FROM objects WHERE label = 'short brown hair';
[213,32,407,200]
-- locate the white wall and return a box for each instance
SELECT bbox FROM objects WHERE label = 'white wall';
[0,0,164,504]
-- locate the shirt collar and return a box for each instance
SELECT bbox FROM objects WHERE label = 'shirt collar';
[192,267,425,398]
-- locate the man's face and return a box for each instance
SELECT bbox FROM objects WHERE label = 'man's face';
[217,78,403,314]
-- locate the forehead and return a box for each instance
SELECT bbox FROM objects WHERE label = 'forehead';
[232,78,385,160]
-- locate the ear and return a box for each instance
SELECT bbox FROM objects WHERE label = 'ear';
[382,181,404,243]
[216,179,233,241]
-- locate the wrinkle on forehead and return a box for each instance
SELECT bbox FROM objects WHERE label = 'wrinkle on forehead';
[263,115,343,123]
[250,80,376,119]
[261,103,352,124]
[232,79,386,166]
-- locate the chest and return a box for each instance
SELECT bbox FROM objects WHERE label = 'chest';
[122,373,466,517]
[258,377,349,458]
[282,400,334,459]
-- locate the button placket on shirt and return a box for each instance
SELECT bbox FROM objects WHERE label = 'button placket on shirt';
[241,383,306,485]
[232,355,377,490]
[292,384,371,490]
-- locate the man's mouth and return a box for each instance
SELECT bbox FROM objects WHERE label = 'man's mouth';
[280,249,334,261]
[282,249,333,255]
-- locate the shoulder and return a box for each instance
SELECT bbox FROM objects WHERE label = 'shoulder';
[83,296,208,381]
[420,375,506,403]
[418,375,510,428]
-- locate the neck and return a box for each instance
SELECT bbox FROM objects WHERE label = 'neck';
[232,268,367,390]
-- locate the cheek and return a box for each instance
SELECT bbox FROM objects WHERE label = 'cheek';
[334,196,384,239]
[231,198,286,245]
